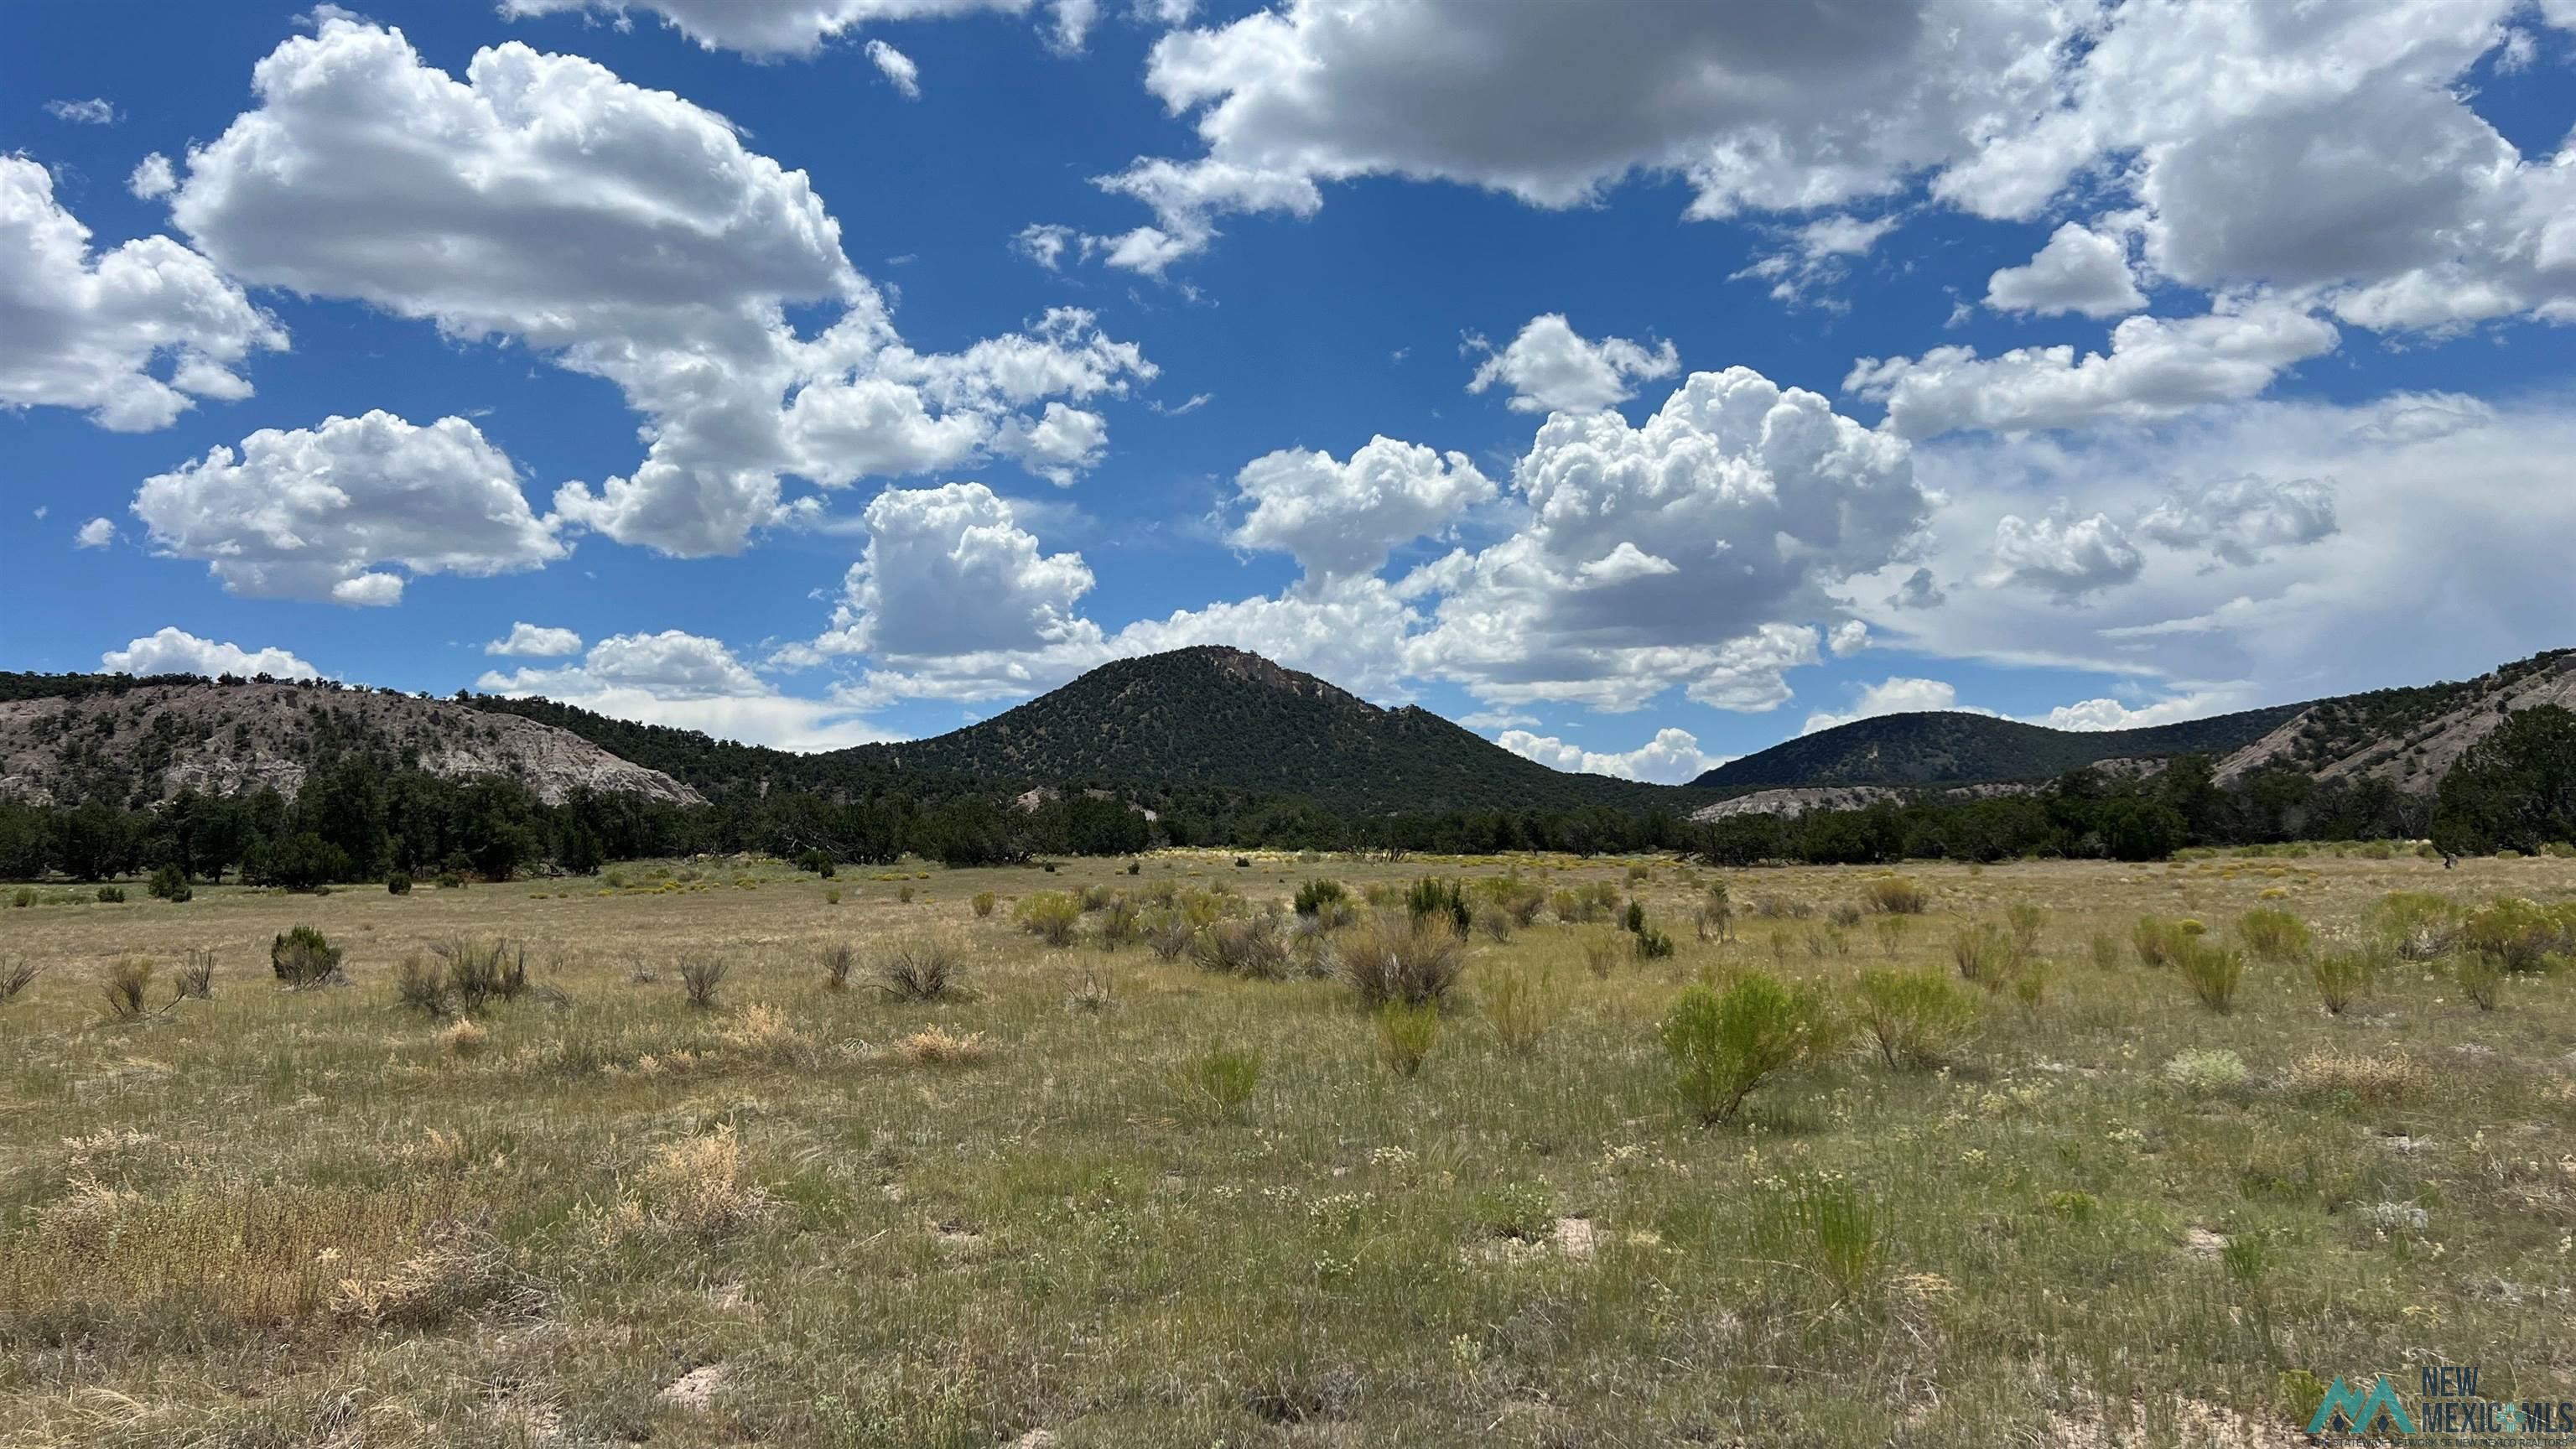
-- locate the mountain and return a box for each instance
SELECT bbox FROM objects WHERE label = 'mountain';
[485,647,1689,813]
[1690,706,2302,791]
[2214,647,2576,792]
[1690,647,2576,794]
[0,676,702,808]
[863,647,1685,814]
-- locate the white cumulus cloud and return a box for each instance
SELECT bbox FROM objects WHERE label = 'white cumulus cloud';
[1803,676,1991,735]
[169,18,1149,558]
[1465,314,1679,414]
[865,39,921,96]
[499,0,1097,57]
[1985,220,2146,319]
[478,630,890,750]
[74,517,115,549]
[1227,435,1493,583]
[127,153,176,200]
[101,626,319,679]
[131,410,565,605]
[1847,301,2340,439]
[486,622,584,657]
[0,156,284,432]
[1496,726,1722,784]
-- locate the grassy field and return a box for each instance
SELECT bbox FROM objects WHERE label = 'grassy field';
[2,848,2572,1447]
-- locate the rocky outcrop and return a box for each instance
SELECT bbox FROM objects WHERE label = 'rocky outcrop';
[0,681,703,807]
[2216,654,2576,792]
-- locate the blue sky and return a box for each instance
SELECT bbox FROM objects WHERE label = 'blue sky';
[7,0,2576,779]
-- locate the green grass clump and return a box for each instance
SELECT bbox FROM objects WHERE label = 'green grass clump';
[1375,1003,1441,1078]
[1172,1045,1261,1117]
[1757,1176,1885,1303]
[1478,961,1561,1056]
[2174,936,2246,1012]
[2307,943,2379,1015]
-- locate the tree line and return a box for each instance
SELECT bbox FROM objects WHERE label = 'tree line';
[3,706,2568,886]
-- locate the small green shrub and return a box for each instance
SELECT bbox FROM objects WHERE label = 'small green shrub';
[1016,891,1083,948]
[434,937,529,1014]
[2132,916,2179,969]
[2174,937,2246,1013]
[971,890,997,917]
[148,865,191,901]
[2163,1047,2247,1093]
[1472,1180,1556,1240]
[2004,903,2048,957]
[1950,922,2012,986]
[95,886,125,903]
[1852,969,1977,1070]
[1098,896,1141,950]
[2086,931,2122,971]
[1480,962,1562,1056]
[1376,1002,1441,1078]
[1342,914,1465,1008]
[1659,971,1837,1125]
[2459,896,2575,971]
[386,871,413,896]
[1405,876,1471,937]
[824,886,842,906]
[270,925,344,987]
[1623,899,1647,934]
[394,955,449,1017]
[1293,879,1348,917]
[2308,944,2378,1015]
[1633,926,1675,961]
[2236,907,2313,962]
[2455,951,2506,1011]
[1858,876,1929,914]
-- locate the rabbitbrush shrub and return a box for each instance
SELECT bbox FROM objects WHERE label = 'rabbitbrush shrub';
[1016,891,1082,948]
[1659,970,1837,1125]
[2236,907,2313,963]
[1852,969,1977,1070]
[1858,876,1929,915]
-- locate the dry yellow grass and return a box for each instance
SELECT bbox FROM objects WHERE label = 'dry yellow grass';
[0,844,2570,1446]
